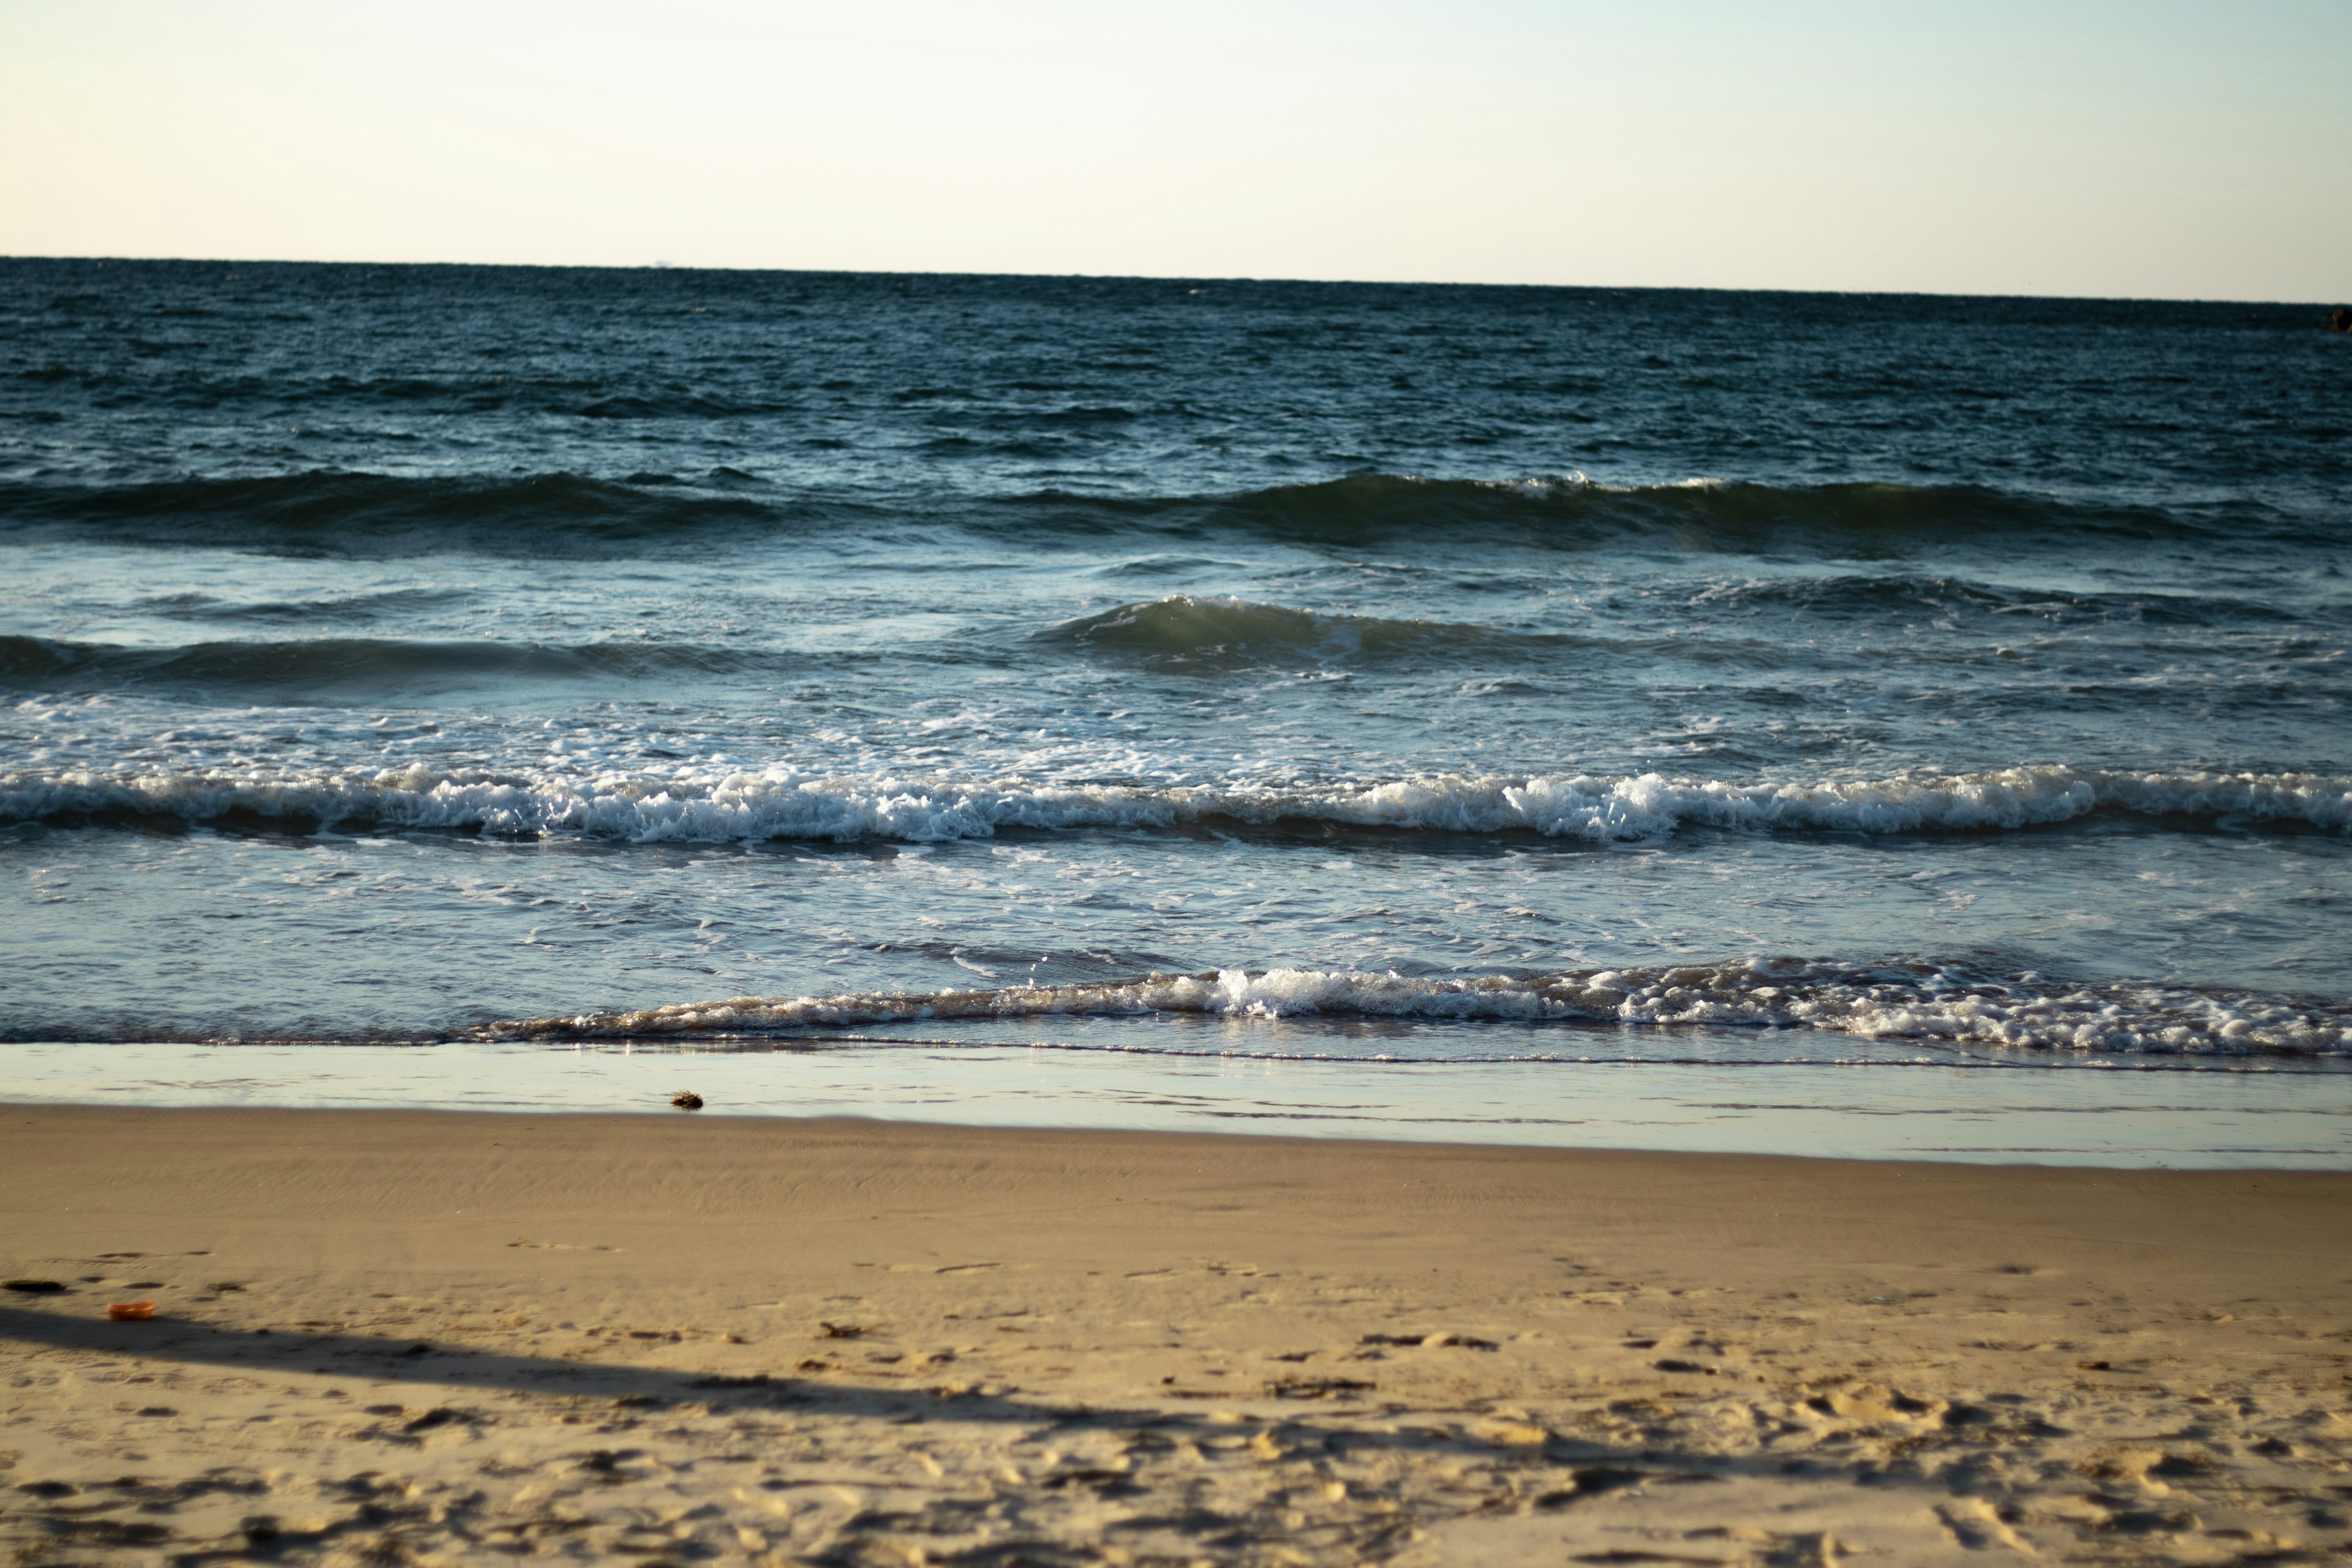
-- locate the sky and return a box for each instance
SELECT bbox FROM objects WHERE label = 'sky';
[2,0,2344,300]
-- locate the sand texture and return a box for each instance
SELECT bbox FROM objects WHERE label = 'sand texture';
[2,1107,2349,1567]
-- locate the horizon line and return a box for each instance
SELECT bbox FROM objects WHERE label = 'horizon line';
[2,252,2340,312]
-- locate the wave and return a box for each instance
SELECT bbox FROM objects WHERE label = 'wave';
[0,635,778,698]
[1041,595,1578,668]
[1012,473,2284,551]
[1680,573,2316,628]
[0,472,806,557]
[5,762,2345,842]
[9,592,2319,705]
[137,587,475,625]
[0,469,2288,559]
[1035,587,2302,674]
[496,960,2352,1059]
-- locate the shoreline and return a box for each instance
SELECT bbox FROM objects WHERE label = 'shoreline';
[4,1106,2350,1562]
[5,1035,2349,1170]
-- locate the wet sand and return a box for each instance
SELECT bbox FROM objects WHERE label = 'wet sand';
[2,1106,2348,1565]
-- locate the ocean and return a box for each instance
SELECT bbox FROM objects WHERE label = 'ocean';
[4,258,2348,1163]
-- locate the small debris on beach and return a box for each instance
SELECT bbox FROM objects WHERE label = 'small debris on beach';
[816,1321,864,1338]
[670,1091,704,1110]
[1359,1329,1499,1351]
[1266,1375,1374,1400]
[107,1300,156,1321]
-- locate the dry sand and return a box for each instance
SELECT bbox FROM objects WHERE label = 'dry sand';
[1,1106,2348,1566]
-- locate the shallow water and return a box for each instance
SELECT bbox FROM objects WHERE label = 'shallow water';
[4,1034,2346,1169]
[3,261,2347,1159]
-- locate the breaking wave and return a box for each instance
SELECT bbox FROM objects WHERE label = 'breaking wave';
[499,960,2352,1059]
[5,762,2346,842]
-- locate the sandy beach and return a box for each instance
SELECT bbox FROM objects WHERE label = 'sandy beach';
[0,1109,2346,1565]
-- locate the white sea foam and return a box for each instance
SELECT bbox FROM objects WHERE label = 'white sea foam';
[501,960,2352,1058]
[4,761,2348,842]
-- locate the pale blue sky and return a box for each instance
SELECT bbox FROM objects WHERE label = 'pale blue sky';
[2,0,2343,297]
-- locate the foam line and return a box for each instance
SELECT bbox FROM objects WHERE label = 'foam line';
[4,763,2346,842]
[500,960,2352,1058]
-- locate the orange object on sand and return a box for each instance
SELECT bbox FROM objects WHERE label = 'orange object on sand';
[107,1301,156,1321]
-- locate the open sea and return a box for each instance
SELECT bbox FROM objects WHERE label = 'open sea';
[4,258,2348,1164]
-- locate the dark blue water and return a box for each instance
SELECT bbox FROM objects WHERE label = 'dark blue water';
[3,260,2348,1149]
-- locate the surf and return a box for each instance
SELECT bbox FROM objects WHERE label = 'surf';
[499,959,2352,1059]
[6,761,2345,842]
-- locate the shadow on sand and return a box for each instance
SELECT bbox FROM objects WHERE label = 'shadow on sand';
[0,1301,1989,1566]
